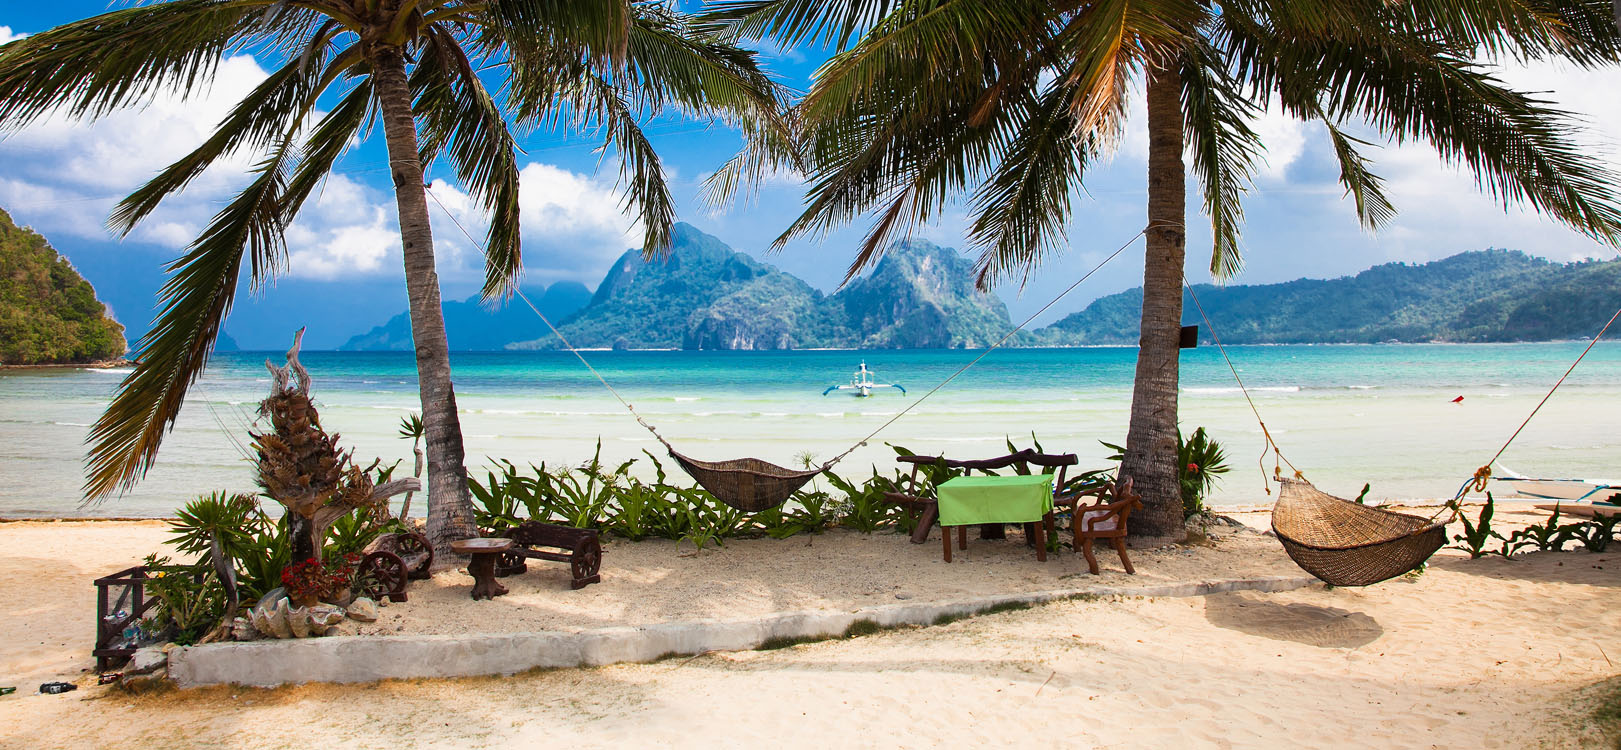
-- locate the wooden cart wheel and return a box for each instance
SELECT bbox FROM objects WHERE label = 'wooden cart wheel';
[570,536,602,588]
[396,531,434,579]
[359,551,408,603]
[494,550,527,578]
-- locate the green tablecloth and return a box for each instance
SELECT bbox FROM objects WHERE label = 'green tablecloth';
[937,474,1054,526]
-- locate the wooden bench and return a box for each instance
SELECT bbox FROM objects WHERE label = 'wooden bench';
[493,521,603,590]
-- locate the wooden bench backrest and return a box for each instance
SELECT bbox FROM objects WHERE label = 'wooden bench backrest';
[895,449,1078,498]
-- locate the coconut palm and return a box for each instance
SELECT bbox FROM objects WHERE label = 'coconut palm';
[0,1,792,553]
[714,0,1621,538]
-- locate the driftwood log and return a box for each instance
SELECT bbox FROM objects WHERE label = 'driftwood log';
[252,329,418,566]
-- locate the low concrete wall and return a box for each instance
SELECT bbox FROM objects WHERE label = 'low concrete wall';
[168,574,1317,688]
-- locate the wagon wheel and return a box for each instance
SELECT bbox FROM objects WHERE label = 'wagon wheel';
[359,551,408,603]
[494,550,527,578]
[395,531,434,579]
[570,536,602,589]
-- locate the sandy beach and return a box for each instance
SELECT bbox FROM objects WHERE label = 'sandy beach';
[1,504,1617,749]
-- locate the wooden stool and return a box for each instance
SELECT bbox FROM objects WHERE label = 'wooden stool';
[451,538,515,600]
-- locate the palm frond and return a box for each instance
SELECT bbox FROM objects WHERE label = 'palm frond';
[1322,122,1396,230]
[0,0,277,127]
[416,26,523,299]
[704,0,900,50]
[1180,40,1261,278]
[85,147,295,499]
[575,71,676,255]
[967,83,1088,287]
[110,40,344,235]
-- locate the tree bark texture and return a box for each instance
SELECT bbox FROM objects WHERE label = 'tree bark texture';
[370,47,480,557]
[1120,64,1188,541]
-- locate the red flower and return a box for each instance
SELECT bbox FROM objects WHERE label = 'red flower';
[1187,462,1200,473]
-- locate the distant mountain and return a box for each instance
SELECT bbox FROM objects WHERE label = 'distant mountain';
[1039,249,1621,345]
[339,281,591,351]
[508,223,1014,350]
[0,207,126,365]
[216,332,240,352]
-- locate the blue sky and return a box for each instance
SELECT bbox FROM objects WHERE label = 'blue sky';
[2,4,1619,349]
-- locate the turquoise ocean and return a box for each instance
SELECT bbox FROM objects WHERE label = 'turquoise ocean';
[1,343,1616,518]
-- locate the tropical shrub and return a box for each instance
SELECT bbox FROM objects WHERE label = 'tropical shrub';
[140,555,224,646]
[1449,495,1503,559]
[1177,428,1230,519]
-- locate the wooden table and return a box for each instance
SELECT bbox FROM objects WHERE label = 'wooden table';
[936,474,1055,563]
[451,538,515,600]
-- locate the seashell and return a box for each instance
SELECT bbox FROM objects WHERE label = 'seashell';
[231,616,259,642]
[265,597,293,639]
[309,604,346,629]
[288,605,312,638]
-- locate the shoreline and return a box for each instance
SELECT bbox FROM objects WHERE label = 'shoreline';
[0,357,132,371]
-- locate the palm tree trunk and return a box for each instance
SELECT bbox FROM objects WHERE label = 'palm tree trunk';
[1119,64,1187,541]
[370,46,480,558]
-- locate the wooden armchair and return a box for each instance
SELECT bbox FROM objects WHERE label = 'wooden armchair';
[885,449,1079,555]
[1055,475,1141,574]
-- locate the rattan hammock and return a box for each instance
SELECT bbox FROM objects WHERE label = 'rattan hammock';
[669,452,824,513]
[1271,479,1448,586]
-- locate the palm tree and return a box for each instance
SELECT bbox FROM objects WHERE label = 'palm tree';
[714,0,1621,538]
[0,1,792,554]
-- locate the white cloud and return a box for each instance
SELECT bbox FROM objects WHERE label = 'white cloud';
[422,163,641,287]
[284,175,399,279]
[0,55,274,244]
[0,26,24,45]
[1249,103,1307,181]
[0,52,409,284]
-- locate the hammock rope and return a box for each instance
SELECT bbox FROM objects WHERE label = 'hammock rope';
[423,184,1144,510]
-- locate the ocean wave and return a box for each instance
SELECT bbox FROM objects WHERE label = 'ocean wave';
[674,397,701,402]
[816,412,845,418]
[1184,386,1300,394]
[1346,385,1379,390]
[51,421,91,427]
[86,368,134,375]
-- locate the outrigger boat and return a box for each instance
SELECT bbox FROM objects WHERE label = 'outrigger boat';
[823,362,906,397]
[1493,464,1617,502]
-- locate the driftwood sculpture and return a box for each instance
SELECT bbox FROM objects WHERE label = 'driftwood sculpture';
[251,330,418,565]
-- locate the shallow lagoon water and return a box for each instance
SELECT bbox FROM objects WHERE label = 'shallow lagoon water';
[1,343,1616,517]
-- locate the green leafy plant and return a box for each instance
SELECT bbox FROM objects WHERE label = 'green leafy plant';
[1504,504,1575,555]
[1449,494,1504,559]
[141,555,224,646]
[1177,428,1230,519]
[1570,512,1620,553]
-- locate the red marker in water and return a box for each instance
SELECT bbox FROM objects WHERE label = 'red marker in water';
[1452,396,1465,403]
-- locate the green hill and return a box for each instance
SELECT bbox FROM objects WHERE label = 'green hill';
[1040,250,1621,345]
[0,207,125,365]
[509,223,1015,350]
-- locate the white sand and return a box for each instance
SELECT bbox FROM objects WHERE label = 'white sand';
[1,507,1618,748]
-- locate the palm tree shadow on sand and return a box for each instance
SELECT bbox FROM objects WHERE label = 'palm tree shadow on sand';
[1203,592,1383,649]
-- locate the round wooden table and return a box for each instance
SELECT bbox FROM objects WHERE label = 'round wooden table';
[451,538,515,600]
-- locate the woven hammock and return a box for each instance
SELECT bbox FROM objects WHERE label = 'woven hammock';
[669,452,822,513]
[1271,479,1448,586]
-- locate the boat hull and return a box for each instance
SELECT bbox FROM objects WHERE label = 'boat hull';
[1496,478,1615,501]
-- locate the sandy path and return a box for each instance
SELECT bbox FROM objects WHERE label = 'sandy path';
[1,513,1617,748]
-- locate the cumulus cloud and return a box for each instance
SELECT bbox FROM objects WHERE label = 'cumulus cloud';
[422,163,641,287]
[0,26,24,45]
[0,52,411,282]
[0,55,277,244]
